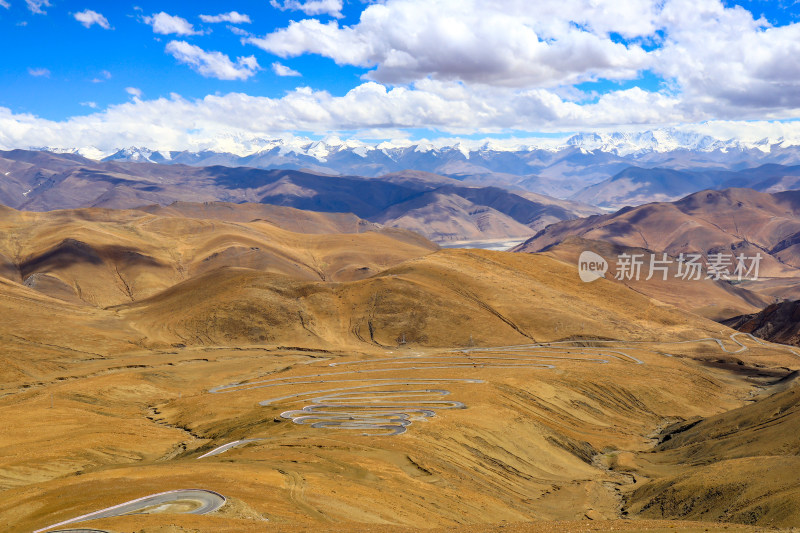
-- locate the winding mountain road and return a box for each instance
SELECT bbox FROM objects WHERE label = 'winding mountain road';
[207,332,800,437]
[33,489,226,533]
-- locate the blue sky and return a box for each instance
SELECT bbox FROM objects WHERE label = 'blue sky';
[1,0,799,151]
[1,1,370,119]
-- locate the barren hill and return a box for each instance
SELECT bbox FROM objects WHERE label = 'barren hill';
[571,164,800,209]
[0,203,438,307]
[722,300,800,346]
[627,377,800,524]
[516,188,800,278]
[0,150,599,242]
[117,248,729,349]
[1,202,799,532]
[537,236,774,320]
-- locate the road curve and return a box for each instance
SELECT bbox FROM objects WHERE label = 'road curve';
[197,439,261,459]
[209,332,799,436]
[33,489,226,533]
[47,530,111,533]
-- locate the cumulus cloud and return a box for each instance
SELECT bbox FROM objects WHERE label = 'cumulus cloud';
[2,79,800,155]
[272,62,302,77]
[74,9,111,29]
[25,0,49,14]
[245,0,800,116]
[199,11,251,24]
[165,41,260,80]
[125,87,142,98]
[91,70,112,83]
[27,67,50,77]
[250,0,653,87]
[144,12,199,35]
[270,0,343,18]
[0,83,688,152]
[4,0,800,149]
[652,0,800,113]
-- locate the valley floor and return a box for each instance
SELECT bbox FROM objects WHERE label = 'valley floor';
[3,334,799,532]
[0,205,798,532]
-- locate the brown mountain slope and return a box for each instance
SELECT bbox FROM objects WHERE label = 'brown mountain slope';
[0,149,599,242]
[118,248,734,350]
[537,237,774,320]
[137,201,382,233]
[371,191,535,241]
[515,188,800,278]
[0,276,137,387]
[624,378,800,526]
[722,300,800,346]
[1,217,800,531]
[0,204,437,307]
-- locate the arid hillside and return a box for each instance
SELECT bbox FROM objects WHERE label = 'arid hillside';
[0,150,599,242]
[723,300,800,346]
[516,188,800,276]
[535,237,774,320]
[514,188,800,319]
[116,248,733,350]
[0,202,798,533]
[626,375,800,525]
[0,203,437,307]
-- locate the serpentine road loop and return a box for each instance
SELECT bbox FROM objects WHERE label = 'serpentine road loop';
[206,333,799,438]
[33,489,226,533]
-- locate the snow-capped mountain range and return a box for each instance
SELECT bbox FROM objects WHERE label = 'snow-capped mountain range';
[29,127,800,163]
[22,127,800,202]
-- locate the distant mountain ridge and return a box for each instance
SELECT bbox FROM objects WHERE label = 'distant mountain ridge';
[573,164,800,208]
[30,129,800,202]
[0,149,599,242]
[722,300,800,346]
[515,187,800,278]
[34,127,800,162]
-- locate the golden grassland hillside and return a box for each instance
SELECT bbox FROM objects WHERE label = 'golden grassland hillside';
[516,188,800,278]
[0,202,799,532]
[0,203,437,307]
[116,248,741,350]
[538,237,775,320]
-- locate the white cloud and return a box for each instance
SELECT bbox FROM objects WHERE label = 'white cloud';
[247,0,800,118]
[652,0,800,113]
[228,25,251,37]
[270,0,343,18]
[165,41,260,81]
[27,67,50,77]
[3,0,800,150]
[74,9,111,29]
[81,101,98,109]
[143,12,199,35]
[199,11,251,24]
[0,1,9,10]
[251,0,653,87]
[272,62,302,77]
[0,83,687,151]
[0,85,799,155]
[25,0,49,14]
[91,70,112,83]
[126,87,142,98]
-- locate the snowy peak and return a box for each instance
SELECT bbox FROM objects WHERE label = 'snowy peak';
[104,147,172,163]
[564,130,729,155]
[25,127,800,177]
[98,129,795,162]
